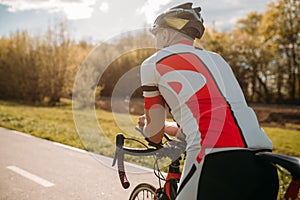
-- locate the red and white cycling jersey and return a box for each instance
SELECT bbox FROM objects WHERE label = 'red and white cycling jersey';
[141,41,272,153]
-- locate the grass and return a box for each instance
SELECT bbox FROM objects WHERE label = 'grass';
[1,100,299,156]
[0,100,84,149]
[264,127,300,157]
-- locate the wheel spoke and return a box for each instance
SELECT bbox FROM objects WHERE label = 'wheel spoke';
[129,183,156,200]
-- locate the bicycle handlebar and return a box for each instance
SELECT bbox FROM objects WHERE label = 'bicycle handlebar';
[112,134,160,189]
[112,133,186,189]
[112,134,130,189]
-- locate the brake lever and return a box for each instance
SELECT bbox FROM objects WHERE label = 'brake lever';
[112,134,124,167]
[112,148,118,167]
[135,126,163,149]
[135,126,145,135]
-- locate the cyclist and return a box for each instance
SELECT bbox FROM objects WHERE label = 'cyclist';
[139,2,279,200]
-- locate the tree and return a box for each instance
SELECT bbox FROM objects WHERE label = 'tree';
[260,0,300,103]
[232,12,275,103]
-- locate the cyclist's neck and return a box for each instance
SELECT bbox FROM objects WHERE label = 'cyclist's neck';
[163,40,194,48]
[176,40,193,46]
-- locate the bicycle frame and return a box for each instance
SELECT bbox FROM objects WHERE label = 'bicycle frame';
[159,157,181,200]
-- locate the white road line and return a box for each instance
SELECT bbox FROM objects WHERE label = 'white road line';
[11,130,34,138]
[53,142,87,154]
[6,166,55,187]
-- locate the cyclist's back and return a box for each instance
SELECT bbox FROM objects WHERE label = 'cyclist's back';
[143,43,272,151]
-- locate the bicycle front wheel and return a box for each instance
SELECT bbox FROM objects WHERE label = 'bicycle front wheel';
[129,183,156,200]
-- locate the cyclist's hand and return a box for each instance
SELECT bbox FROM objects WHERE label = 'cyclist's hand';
[164,121,186,140]
[138,114,146,127]
[135,125,163,149]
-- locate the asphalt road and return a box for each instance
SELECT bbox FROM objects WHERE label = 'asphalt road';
[0,127,157,200]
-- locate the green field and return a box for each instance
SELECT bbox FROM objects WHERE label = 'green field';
[0,100,299,157]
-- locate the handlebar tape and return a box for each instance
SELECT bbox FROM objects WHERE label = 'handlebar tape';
[116,134,130,189]
[285,179,300,200]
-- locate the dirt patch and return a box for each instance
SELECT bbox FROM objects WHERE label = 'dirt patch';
[95,98,144,115]
[265,113,300,125]
[251,104,300,128]
[96,98,300,129]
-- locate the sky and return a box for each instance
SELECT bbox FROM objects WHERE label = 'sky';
[0,0,274,42]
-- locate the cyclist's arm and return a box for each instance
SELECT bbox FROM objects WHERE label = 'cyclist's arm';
[164,121,185,139]
[144,106,165,144]
[138,115,184,139]
[140,57,165,144]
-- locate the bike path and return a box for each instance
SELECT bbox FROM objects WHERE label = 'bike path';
[0,127,157,200]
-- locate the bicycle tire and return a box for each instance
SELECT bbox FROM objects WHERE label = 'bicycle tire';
[129,183,156,200]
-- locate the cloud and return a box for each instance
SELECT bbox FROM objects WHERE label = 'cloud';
[0,0,96,20]
[137,0,172,24]
[201,0,272,31]
[137,0,272,32]
[99,2,109,13]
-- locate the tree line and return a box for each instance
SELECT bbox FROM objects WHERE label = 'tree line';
[199,0,300,104]
[0,23,92,105]
[0,0,299,105]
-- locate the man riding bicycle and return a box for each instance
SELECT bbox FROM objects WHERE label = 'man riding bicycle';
[139,2,279,200]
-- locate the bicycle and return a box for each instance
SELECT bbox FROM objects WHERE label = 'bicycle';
[112,131,300,200]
